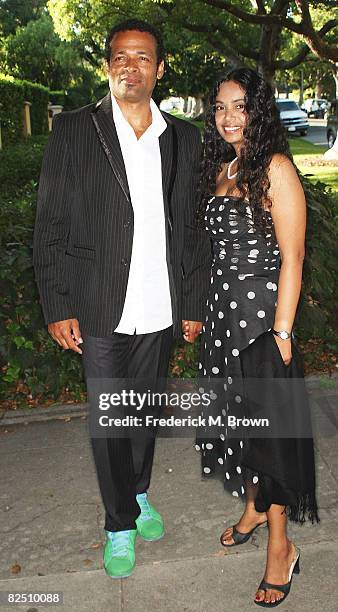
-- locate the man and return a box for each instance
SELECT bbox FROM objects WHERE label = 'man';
[33,19,210,578]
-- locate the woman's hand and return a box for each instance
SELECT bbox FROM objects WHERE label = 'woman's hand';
[273,335,292,366]
[182,320,203,343]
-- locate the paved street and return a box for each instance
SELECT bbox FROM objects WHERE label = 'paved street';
[302,118,328,147]
[0,383,337,612]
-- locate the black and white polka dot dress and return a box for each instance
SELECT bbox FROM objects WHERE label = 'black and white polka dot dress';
[196,195,280,498]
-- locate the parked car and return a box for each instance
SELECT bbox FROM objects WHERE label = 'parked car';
[302,98,329,118]
[326,100,338,149]
[276,99,309,136]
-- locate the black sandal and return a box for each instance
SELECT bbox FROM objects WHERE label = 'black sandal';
[220,522,266,547]
[254,547,300,607]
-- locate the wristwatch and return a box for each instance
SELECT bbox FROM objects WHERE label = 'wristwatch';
[272,329,292,340]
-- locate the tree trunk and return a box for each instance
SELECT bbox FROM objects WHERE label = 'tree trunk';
[316,69,324,98]
[257,6,288,87]
[323,64,338,159]
[298,69,304,106]
[331,63,338,99]
[316,82,323,98]
[257,23,280,86]
[185,97,193,116]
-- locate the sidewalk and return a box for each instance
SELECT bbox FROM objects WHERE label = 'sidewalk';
[1,384,337,611]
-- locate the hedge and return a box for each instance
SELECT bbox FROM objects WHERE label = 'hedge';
[0,76,49,146]
[49,90,66,107]
[0,183,85,403]
[298,180,338,339]
[0,135,48,196]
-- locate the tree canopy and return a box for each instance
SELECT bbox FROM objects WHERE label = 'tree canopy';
[47,0,337,85]
[1,0,336,101]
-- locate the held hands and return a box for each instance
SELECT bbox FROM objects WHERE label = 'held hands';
[182,320,203,343]
[48,318,83,354]
[273,334,292,366]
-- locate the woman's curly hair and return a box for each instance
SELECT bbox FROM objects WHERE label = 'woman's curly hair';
[197,67,293,229]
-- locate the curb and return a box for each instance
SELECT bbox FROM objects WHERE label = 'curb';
[0,374,337,427]
[0,402,89,426]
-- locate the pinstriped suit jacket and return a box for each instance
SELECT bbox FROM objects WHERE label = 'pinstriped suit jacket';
[33,92,211,338]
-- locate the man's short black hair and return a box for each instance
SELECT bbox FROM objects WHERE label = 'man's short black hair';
[105,19,164,66]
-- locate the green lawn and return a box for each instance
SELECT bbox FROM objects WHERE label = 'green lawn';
[288,139,326,156]
[289,138,337,192]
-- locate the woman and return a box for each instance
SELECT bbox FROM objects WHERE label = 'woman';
[186,68,319,607]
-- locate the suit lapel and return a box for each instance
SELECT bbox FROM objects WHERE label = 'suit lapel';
[90,92,131,203]
[159,117,173,203]
[90,97,175,208]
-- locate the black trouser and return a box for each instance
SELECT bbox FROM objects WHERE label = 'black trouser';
[82,326,173,532]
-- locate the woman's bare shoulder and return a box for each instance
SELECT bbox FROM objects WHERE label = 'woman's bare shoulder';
[268,153,299,191]
[269,153,295,174]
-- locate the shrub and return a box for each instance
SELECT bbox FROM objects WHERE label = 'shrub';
[49,90,66,107]
[298,178,338,342]
[0,76,49,146]
[0,78,25,145]
[0,135,49,196]
[23,80,49,137]
[0,184,85,404]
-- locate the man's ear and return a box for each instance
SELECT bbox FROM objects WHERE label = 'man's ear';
[157,60,165,80]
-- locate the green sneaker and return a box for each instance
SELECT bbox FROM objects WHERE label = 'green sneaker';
[136,492,165,542]
[103,529,137,578]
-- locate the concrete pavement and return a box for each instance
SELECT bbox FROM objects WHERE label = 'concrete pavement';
[0,383,337,612]
[303,118,327,147]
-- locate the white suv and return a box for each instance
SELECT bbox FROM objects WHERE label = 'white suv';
[276,100,309,136]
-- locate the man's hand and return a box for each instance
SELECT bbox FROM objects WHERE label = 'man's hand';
[182,320,203,343]
[48,318,83,354]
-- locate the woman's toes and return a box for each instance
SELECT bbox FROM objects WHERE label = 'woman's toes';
[221,528,234,544]
[255,590,265,602]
